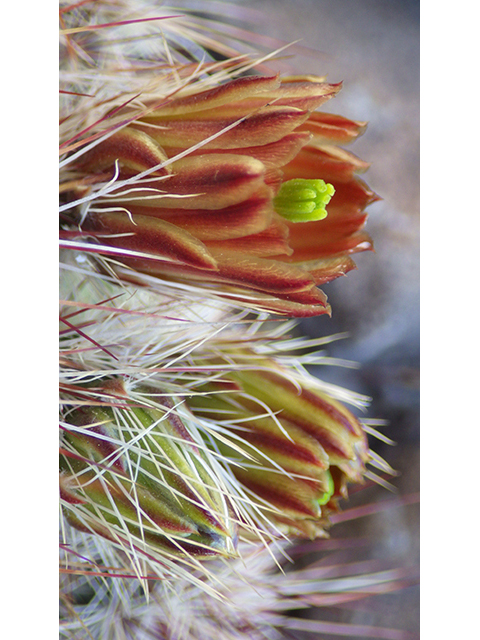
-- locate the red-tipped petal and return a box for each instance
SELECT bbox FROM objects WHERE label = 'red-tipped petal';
[127,154,269,210]
[236,295,332,318]
[273,78,342,111]
[130,250,323,297]
[138,106,311,150]
[297,111,368,145]
[287,219,372,261]
[282,144,370,184]
[233,368,366,465]
[207,250,322,296]
[161,131,312,168]
[83,211,218,270]
[78,127,170,176]
[119,192,274,241]
[305,255,357,285]
[144,75,282,117]
[234,469,322,520]
[204,215,291,257]
[229,416,330,477]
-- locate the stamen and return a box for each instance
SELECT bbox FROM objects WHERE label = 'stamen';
[274,178,335,222]
[317,469,334,506]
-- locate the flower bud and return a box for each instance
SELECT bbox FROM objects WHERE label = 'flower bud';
[60,382,237,559]
[187,355,369,538]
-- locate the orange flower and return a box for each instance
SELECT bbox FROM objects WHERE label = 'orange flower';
[69,75,378,316]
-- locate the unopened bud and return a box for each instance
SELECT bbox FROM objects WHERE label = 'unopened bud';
[60,383,237,559]
[186,354,369,538]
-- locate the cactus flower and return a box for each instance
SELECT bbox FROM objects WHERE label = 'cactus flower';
[64,75,377,317]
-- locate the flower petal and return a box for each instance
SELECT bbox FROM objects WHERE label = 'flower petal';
[233,467,323,520]
[282,144,370,183]
[229,416,330,479]
[121,154,270,210]
[206,250,324,296]
[285,217,372,261]
[137,105,312,150]
[232,367,367,466]
[78,127,170,175]
[204,215,291,257]
[273,77,342,111]
[83,211,218,270]
[111,243,321,296]
[122,194,275,241]
[304,255,357,285]
[297,111,367,145]
[161,131,312,168]
[144,75,282,117]
[235,296,332,318]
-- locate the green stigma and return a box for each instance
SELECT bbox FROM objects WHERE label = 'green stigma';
[274,178,335,223]
[317,470,335,506]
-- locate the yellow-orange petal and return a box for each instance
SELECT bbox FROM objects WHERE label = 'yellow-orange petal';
[297,111,367,145]
[282,144,370,184]
[144,75,282,118]
[327,192,379,228]
[123,154,270,210]
[229,416,330,477]
[286,215,372,261]
[204,215,291,257]
[234,295,332,318]
[232,367,366,465]
[120,194,274,242]
[273,78,342,111]
[77,127,170,176]
[161,131,312,169]
[232,467,323,520]
[207,250,322,296]
[83,211,218,270]
[136,105,312,150]
[303,255,357,285]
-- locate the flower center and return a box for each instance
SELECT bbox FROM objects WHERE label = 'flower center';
[317,470,335,506]
[274,178,335,223]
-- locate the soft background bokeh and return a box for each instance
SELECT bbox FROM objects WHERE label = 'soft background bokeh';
[219,0,420,635]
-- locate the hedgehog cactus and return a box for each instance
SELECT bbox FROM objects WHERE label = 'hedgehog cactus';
[59,2,412,639]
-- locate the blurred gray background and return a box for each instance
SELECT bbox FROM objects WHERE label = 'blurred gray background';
[220,1,420,637]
